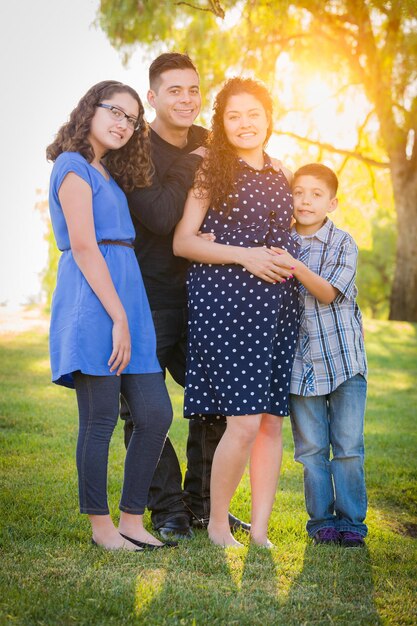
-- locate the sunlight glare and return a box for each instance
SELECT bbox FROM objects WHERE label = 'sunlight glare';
[304,77,333,107]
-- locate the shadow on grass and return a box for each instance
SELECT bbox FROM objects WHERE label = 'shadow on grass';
[132,539,282,624]
[279,544,381,625]
[129,538,381,625]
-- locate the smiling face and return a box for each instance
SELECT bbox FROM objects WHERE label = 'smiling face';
[223,92,269,159]
[292,174,338,235]
[147,68,201,132]
[89,91,139,159]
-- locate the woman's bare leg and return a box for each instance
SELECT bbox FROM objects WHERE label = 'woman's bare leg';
[249,414,283,546]
[208,414,261,547]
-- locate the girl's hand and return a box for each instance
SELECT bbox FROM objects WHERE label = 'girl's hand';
[240,247,295,283]
[108,317,131,376]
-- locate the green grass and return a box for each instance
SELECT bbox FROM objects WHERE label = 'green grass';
[0,319,416,625]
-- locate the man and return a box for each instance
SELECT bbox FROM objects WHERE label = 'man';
[123,53,249,540]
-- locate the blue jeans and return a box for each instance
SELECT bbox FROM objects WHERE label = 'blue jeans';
[290,374,368,537]
[74,371,172,515]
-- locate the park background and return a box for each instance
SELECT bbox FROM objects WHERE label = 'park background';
[1,1,416,624]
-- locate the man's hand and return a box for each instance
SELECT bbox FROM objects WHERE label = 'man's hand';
[190,146,207,158]
[197,230,216,242]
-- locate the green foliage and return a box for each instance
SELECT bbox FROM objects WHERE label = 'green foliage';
[357,209,396,318]
[335,161,396,319]
[35,194,59,312]
[97,0,417,321]
[1,320,417,624]
[97,0,242,93]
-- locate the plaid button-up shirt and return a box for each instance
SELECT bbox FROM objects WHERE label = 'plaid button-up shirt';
[290,218,367,397]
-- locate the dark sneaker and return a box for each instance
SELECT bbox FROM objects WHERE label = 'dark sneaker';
[340,531,365,547]
[313,528,341,545]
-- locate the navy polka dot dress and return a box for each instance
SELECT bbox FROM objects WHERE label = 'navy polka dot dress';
[184,156,299,420]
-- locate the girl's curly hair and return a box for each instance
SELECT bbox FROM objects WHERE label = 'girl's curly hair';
[46,80,153,192]
[195,77,273,214]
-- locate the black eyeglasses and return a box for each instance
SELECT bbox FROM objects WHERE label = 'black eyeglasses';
[96,103,141,131]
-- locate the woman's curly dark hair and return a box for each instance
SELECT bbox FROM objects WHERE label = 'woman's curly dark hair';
[194,77,273,214]
[46,80,153,192]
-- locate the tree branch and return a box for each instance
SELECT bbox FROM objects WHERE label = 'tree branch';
[174,0,225,17]
[274,130,390,168]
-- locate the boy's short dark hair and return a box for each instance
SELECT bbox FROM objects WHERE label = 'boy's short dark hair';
[149,53,198,91]
[293,163,339,197]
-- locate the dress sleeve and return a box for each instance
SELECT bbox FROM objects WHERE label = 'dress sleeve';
[322,234,358,302]
[53,153,93,195]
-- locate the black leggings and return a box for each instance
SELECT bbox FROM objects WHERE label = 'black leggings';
[74,372,172,515]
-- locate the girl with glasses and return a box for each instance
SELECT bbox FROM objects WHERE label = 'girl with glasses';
[46,81,174,552]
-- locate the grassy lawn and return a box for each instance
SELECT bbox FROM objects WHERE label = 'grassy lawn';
[0,318,416,625]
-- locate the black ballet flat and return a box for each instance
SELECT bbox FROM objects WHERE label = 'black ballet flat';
[119,533,178,550]
[91,537,144,552]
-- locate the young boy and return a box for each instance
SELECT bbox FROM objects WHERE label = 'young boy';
[279,163,368,547]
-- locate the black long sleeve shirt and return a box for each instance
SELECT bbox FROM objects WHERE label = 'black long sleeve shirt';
[128,125,208,310]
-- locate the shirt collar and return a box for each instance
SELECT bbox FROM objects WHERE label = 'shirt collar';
[237,152,274,173]
[291,217,334,246]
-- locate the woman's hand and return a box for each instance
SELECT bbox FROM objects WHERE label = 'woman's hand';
[240,247,295,283]
[108,317,131,376]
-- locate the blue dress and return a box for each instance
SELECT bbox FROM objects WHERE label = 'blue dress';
[49,152,160,388]
[184,157,299,418]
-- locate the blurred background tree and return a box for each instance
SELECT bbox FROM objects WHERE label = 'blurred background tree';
[36,193,60,312]
[95,0,416,321]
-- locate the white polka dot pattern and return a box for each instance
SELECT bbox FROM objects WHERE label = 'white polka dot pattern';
[184,157,299,419]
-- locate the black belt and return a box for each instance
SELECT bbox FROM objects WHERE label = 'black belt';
[98,240,134,249]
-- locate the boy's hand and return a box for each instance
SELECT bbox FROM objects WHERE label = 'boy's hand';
[271,247,297,271]
[240,247,294,283]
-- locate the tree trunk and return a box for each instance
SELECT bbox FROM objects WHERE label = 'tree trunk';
[389,159,417,321]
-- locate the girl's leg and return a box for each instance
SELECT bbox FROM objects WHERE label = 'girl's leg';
[208,414,262,547]
[73,372,138,550]
[117,373,173,545]
[249,413,283,546]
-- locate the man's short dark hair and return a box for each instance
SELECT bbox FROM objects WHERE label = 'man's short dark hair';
[149,53,198,91]
[293,163,339,197]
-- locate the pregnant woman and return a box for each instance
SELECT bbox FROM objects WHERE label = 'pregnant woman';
[174,77,299,547]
